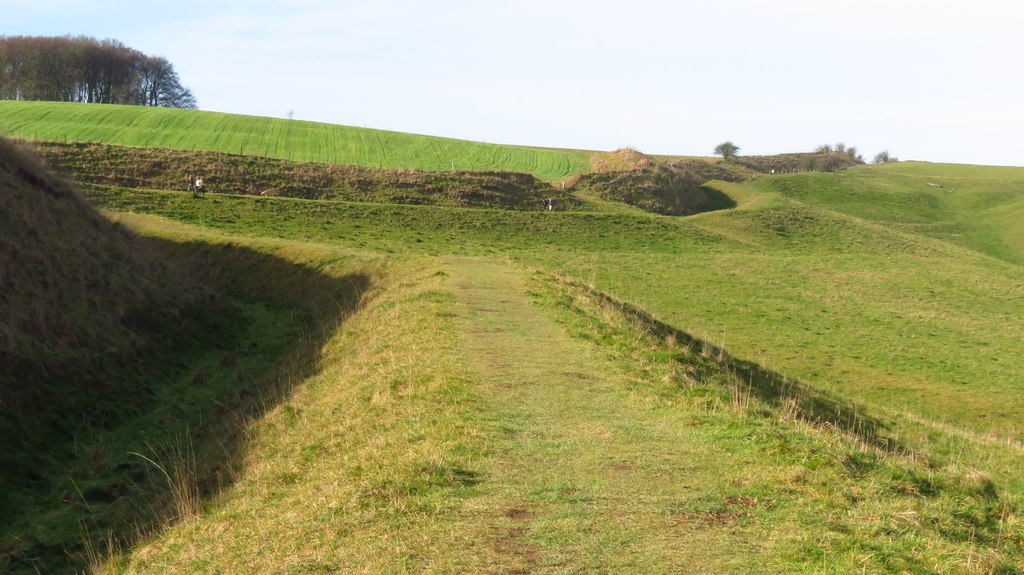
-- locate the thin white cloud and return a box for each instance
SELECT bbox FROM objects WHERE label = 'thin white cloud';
[6,0,1024,164]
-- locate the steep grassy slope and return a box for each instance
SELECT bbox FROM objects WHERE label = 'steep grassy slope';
[0,141,373,574]
[0,137,231,570]
[37,142,736,217]
[0,101,592,180]
[0,137,231,509]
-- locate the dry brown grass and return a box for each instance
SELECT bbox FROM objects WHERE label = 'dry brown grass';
[589,147,651,173]
[32,141,568,209]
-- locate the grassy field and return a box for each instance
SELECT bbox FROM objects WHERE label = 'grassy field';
[79,180,1024,480]
[875,161,1024,181]
[78,180,1024,440]
[749,162,1024,265]
[81,238,1021,574]
[5,134,1024,573]
[0,101,592,181]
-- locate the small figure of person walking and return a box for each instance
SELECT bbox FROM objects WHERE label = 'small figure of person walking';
[544,198,554,212]
[187,173,195,193]
[194,177,205,197]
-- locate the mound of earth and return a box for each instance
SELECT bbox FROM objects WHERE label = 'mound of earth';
[575,154,735,216]
[590,148,652,173]
[35,142,580,210]
[573,149,863,216]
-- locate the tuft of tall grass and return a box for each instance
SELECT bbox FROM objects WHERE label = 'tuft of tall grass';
[130,436,201,523]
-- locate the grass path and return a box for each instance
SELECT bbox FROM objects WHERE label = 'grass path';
[445,258,761,574]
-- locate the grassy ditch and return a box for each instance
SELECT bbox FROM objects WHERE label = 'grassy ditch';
[1,214,375,573]
[13,146,1022,571]
[79,185,1024,462]
[92,254,484,574]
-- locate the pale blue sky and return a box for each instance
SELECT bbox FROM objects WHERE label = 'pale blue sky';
[6,0,1023,165]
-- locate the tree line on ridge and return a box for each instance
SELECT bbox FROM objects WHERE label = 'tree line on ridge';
[0,35,196,109]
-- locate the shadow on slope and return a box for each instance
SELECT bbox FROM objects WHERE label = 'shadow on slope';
[0,137,372,573]
[4,238,371,575]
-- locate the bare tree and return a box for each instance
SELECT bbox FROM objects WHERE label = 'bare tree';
[0,35,197,109]
[714,141,740,160]
[873,150,897,164]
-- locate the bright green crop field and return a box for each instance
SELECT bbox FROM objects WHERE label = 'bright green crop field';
[0,101,592,180]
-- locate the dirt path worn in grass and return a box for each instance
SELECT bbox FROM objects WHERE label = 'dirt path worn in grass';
[446,258,760,574]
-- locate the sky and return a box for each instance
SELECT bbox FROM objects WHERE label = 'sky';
[6,0,1024,166]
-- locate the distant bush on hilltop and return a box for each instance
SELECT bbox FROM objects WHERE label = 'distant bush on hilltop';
[735,152,862,174]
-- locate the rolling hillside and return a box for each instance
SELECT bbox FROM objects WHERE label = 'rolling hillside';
[2,113,1024,573]
[0,100,592,181]
[749,162,1024,265]
[0,101,863,218]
